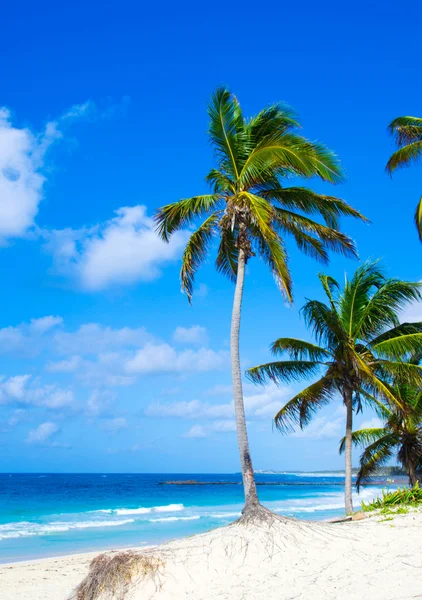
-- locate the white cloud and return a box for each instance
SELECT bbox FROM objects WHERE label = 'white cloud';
[173,325,208,346]
[102,417,128,432]
[146,382,291,440]
[0,103,93,244]
[195,283,208,298]
[86,389,115,417]
[0,315,63,356]
[46,355,81,373]
[292,415,345,440]
[8,409,26,426]
[145,399,233,420]
[0,375,74,409]
[44,205,188,291]
[401,286,422,323]
[26,421,59,444]
[182,425,208,439]
[182,420,237,438]
[212,420,237,433]
[358,417,383,430]
[52,323,152,355]
[203,384,233,396]
[126,343,228,374]
[29,316,63,333]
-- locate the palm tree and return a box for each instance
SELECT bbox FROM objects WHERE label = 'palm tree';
[155,88,367,517]
[342,353,422,489]
[386,116,422,241]
[247,262,422,514]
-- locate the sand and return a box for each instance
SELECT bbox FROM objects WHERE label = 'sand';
[1,510,422,600]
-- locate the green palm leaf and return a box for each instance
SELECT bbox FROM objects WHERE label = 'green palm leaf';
[355,433,397,490]
[247,360,321,385]
[339,428,386,454]
[155,195,220,242]
[386,141,422,173]
[415,197,422,242]
[273,377,336,433]
[180,212,220,302]
[261,186,368,229]
[371,332,422,360]
[388,116,422,146]
[270,338,332,361]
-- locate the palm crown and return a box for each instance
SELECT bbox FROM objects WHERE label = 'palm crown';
[247,261,422,512]
[386,116,422,241]
[155,88,367,302]
[248,263,422,425]
[343,352,422,490]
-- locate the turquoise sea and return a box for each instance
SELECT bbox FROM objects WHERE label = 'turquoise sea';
[0,472,396,563]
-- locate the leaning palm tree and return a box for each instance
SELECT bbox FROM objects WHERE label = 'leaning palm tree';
[155,88,367,517]
[247,262,422,514]
[342,353,422,489]
[386,116,422,240]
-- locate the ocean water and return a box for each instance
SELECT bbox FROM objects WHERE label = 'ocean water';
[0,472,396,563]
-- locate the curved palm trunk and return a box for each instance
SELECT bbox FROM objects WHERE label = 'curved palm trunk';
[344,388,354,514]
[407,460,419,487]
[231,248,260,514]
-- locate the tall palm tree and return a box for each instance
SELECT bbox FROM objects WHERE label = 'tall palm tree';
[247,262,422,514]
[342,353,422,489]
[155,88,367,516]
[386,116,422,241]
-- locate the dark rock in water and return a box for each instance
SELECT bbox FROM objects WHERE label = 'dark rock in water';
[160,480,240,486]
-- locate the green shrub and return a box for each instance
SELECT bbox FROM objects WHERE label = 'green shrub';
[362,482,422,511]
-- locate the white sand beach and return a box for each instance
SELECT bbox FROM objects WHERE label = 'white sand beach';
[1,510,422,600]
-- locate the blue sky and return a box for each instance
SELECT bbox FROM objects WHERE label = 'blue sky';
[1,0,421,473]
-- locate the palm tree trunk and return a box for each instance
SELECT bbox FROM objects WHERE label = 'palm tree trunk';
[407,460,418,487]
[231,247,260,514]
[344,388,354,514]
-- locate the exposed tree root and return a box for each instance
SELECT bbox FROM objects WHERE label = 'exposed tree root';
[69,510,359,600]
[69,551,165,600]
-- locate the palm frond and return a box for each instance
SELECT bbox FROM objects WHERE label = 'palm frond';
[239,133,345,188]
[246,103,300,141]
[246,360,321,386]
[376,360,422,387]
[301,299,344,348]
[355,280,422,340]
[318,273,340,306]
[388,116,422,146]
[339,428,386,454]
[358,389,393,420]
[415,197,422,242]
[273,377,336,433]
[261,186,368,229]
[356,353,406,409]
[272,208,358,259]
[180,213,220,302]
[205,169,235,194]
[371,332,422,360]
[386,141,422,173]
[215,224,238,282]
[370,322,422,347]
[155,195,220,242]
[270,338,332,361]
[355,433,397,490]
[208,88,245,178]
[245,194,293,301]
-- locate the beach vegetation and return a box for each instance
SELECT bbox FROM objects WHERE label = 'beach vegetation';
[362,482,422,511]
[343,352,422,489]
[71,550,165,600]
[155,88,366,517]
[386,116,422,241]
[247,262,422,514]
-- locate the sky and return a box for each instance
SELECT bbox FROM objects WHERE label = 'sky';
[0,0,422,473]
